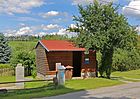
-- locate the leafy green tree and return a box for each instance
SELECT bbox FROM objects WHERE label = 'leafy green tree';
[68,0,138,78]
[10,51,35,76]
[0,33,11,63]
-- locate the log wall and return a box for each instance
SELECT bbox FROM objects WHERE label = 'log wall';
[47,51,73,70]
[36,43,49,76]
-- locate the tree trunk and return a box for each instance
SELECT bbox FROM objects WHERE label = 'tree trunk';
[99,47,114,79]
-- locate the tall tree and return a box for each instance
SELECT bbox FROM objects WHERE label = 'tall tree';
[68,0,138,78]
[0,33,11,63]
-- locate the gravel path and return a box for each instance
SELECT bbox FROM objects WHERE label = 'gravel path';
[36,82,140,99]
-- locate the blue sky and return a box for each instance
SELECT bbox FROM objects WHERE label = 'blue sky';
[0,0,140,36]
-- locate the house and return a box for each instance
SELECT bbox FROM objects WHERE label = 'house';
[35,40,97,78]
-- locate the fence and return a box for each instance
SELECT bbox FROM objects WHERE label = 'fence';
[0,68,14,76]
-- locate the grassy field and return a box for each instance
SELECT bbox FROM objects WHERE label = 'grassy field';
[9,41,37,53]
[0,76,15,83]
[0,78,123,99]
[1,69,140,98]
[112,69,140,79]
[0,76,48,89]
[112,69,140,82]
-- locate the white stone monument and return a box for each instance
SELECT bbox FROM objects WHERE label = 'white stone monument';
[57,65,66,85]
[15,63,24,89]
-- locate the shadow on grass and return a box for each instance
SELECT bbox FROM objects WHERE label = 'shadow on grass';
[98,76,124,81]
[111,76,123,80]
[0,82,84,98]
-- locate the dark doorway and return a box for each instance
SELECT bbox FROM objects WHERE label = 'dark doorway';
[73,51,82,77]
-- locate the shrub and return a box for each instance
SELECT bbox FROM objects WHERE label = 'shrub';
[10,51,35,76]
[0,64,12,69]
[112,48,140,71]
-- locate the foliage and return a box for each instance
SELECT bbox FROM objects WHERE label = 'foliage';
[112,48,140,71]
[68,1,138,78]
[31,66,37,78]
[9,41,36,76]
[0,33,11,64]
[42,34,69,40]
[10,51,35,76]
[0,64,12,69]
[6,35,39,41]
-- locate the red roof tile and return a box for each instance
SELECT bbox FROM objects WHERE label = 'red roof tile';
[39,40,85,51]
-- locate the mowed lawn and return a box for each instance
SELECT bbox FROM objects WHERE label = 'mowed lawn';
[0,76,15,83]
[112,69,140,79]
[0,78,123,99]
[0,76,48,89]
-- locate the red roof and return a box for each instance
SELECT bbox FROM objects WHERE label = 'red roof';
[39,40,85,51]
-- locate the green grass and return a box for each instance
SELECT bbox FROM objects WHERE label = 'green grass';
[0,78,123,99]
[25,81,48,89]
[0,76,49,89]
[66,78,122,90]
[0,76,15,83]
[9,41,37,49]
[112,69,140,79]
[9,41,37,53]
[112,69,140,82]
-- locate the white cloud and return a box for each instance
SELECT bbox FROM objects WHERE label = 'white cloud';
[72,0,117,5]
[123,0,140,17]
[50,28,77,37]
[40,11,69,19]
[37,32,47,37]
[69,24,77,28]
[0,0,44,14]
[41,24,60,31]
[17,17,40,22]
[49,28,68,35]
[16,27,33,36]
[72,0,93,5]
[4,24,77,37]
[136,26,140,34]
[57,28,68,35]
[4,24,61,37]
[31,24,61,32]
[4,26,33,36]
[4,30,17,37]
[40,11,59,18]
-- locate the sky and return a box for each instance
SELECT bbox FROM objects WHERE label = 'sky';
[0,0,140,37]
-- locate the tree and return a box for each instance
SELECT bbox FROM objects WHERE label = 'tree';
[68,0,138,78]
[10,51,35,76]
[0,33,11,64]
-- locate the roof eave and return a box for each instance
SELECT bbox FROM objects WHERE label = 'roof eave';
[39,40,50,52]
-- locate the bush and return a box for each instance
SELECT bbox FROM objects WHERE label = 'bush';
[0,64,13,69]
[31,66,37,78]
[9,41,36,76]
[10,51,35,76]
[112,48,140,71]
